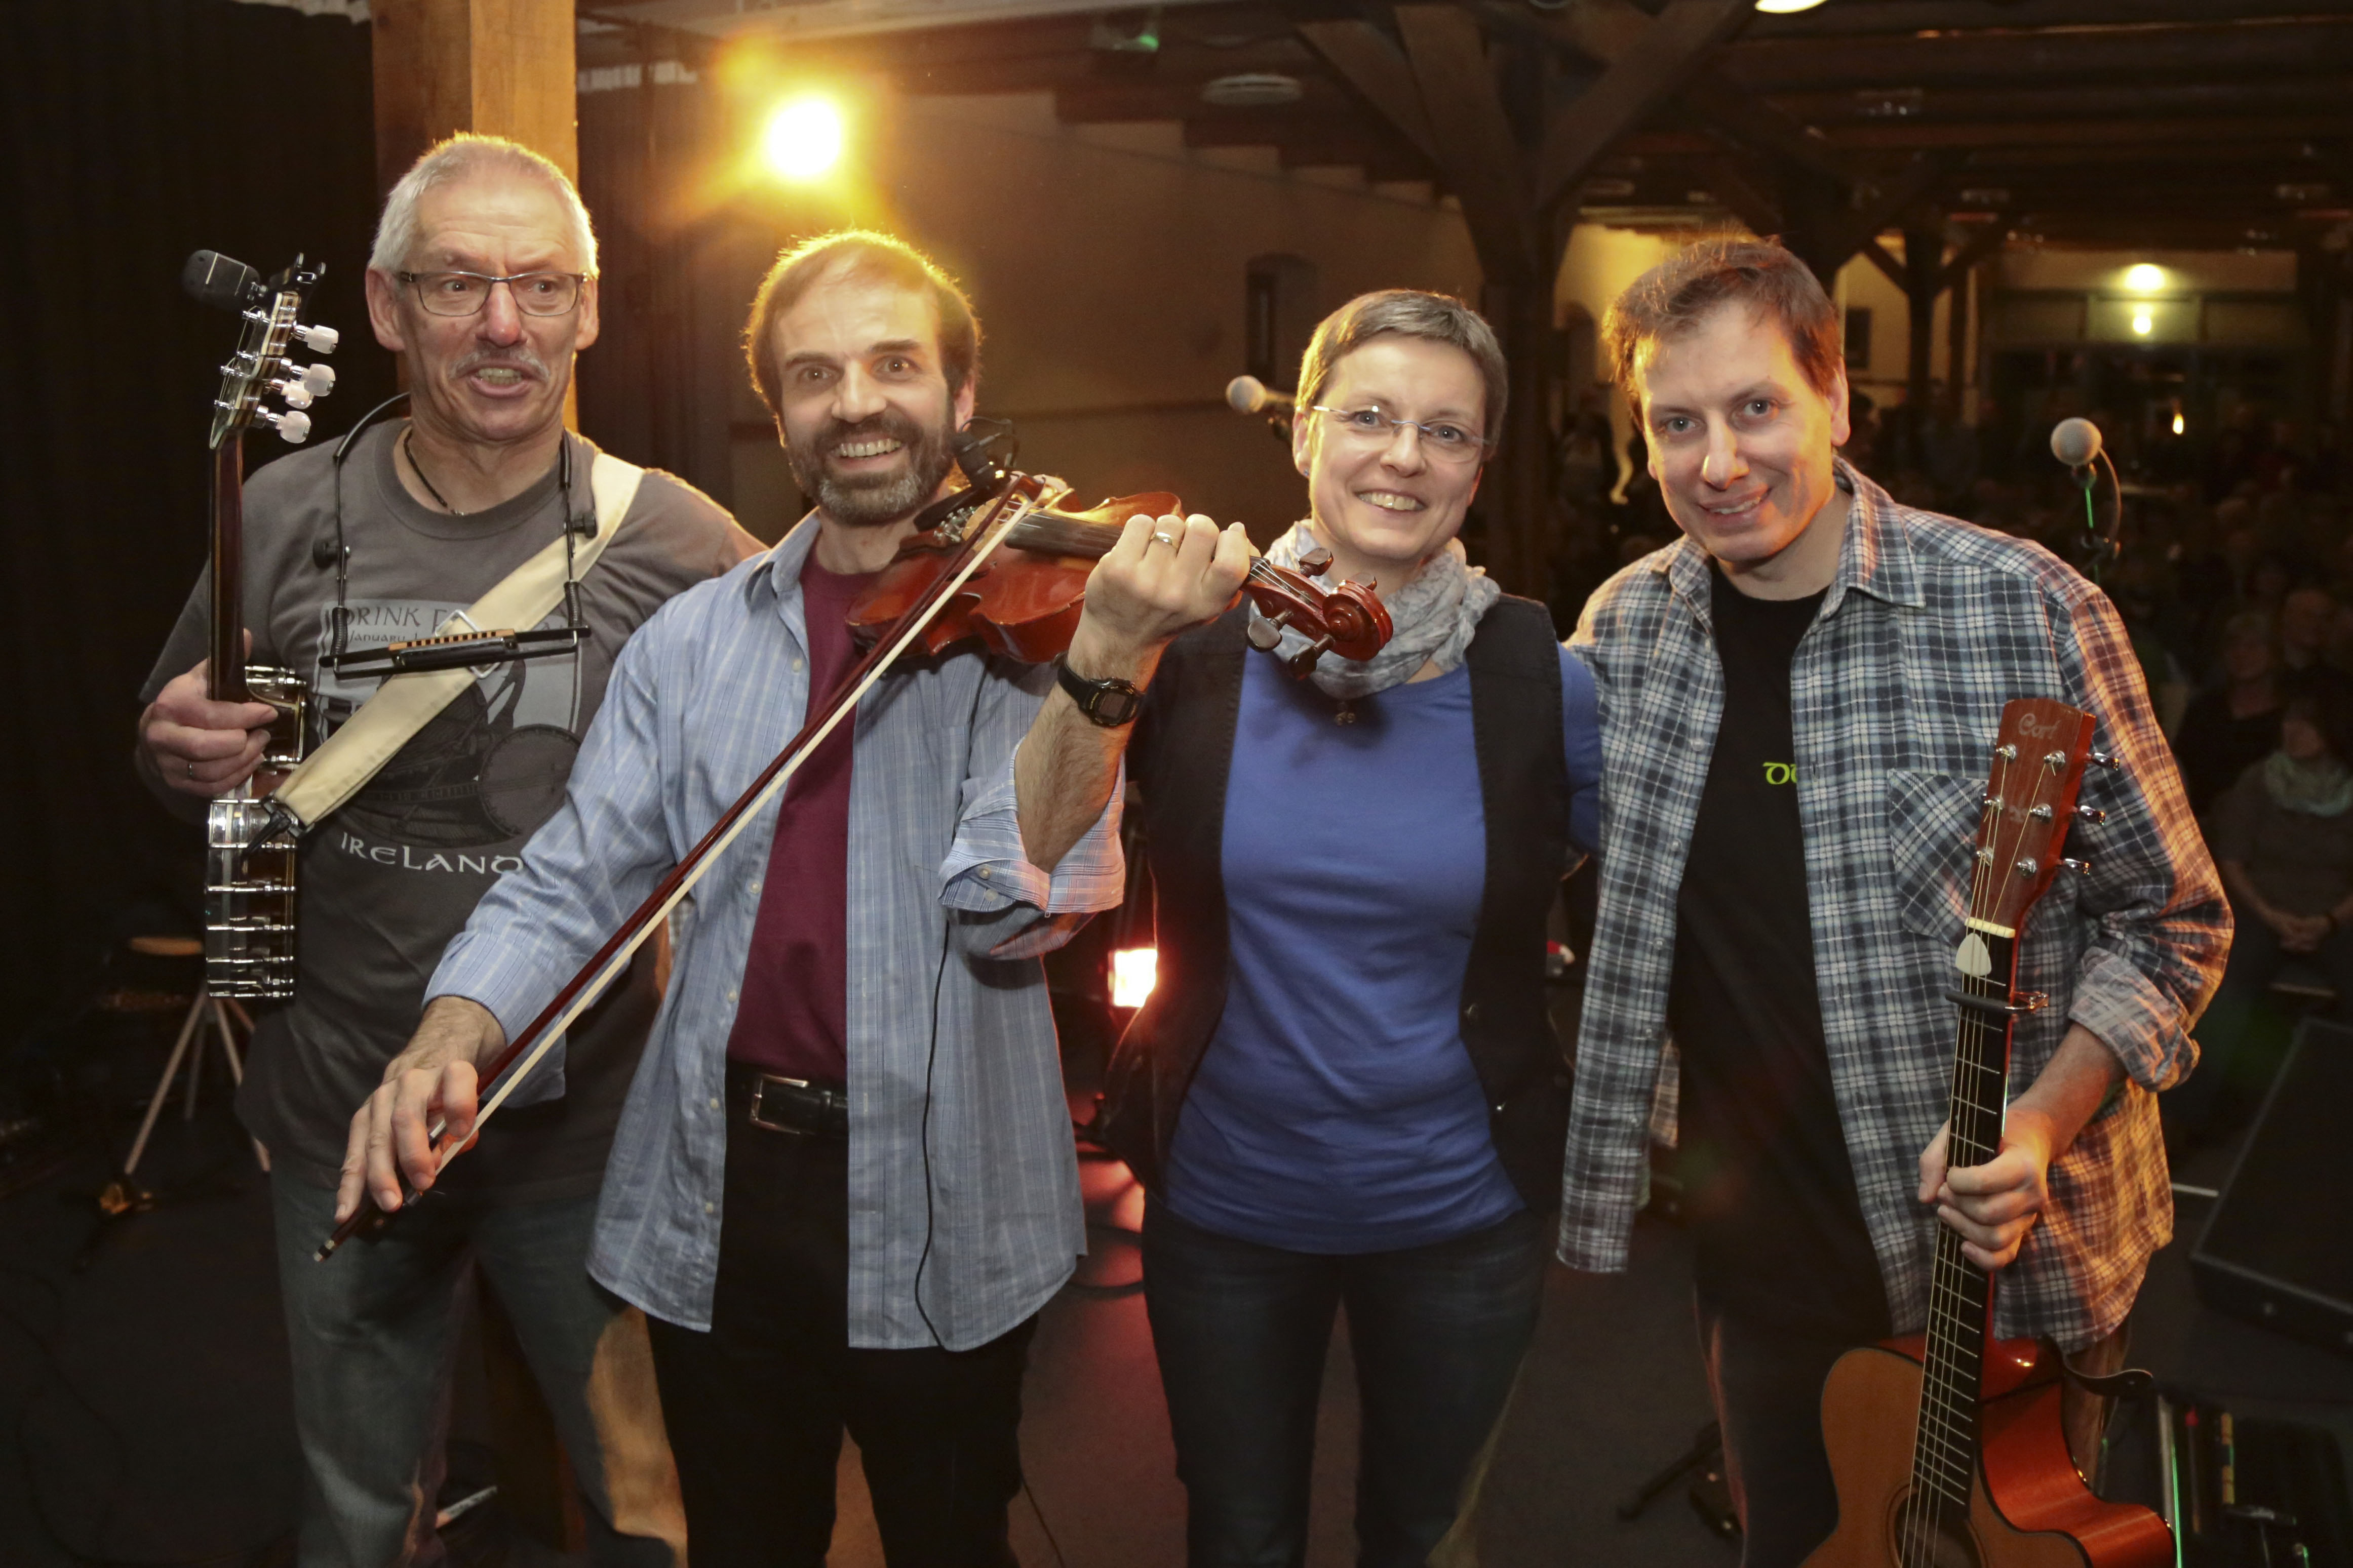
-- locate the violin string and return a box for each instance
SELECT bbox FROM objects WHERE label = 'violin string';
[409,487,1047,1173]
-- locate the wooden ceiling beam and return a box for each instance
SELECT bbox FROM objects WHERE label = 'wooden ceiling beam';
[1722,18,2353,94]
[1763,76,2353,131]
[1531,0,1759,211]
[1394,4,1538,277]
[1296,18,1441,168]
[1745,0,2314,40]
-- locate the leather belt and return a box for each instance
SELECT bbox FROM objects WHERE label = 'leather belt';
[737,1067,849,1140]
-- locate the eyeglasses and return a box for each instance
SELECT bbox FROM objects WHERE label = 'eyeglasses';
[398,270,589,318]
[1309,404,1491,464]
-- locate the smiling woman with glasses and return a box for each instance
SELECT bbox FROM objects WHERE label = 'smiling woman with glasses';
[1007,288,1603,1565]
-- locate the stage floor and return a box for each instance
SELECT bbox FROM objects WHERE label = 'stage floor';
[1,1085,2346,1566]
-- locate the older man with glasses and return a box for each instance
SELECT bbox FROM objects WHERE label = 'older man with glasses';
[135,134,759,1567]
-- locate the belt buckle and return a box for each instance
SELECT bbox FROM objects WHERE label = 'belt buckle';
[749,1074,815,1136]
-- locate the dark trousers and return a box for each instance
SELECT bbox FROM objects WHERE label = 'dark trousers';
[1694,1296,1871,1568]
[643,1076,1034,1568]
[1142,1197,1546,1568]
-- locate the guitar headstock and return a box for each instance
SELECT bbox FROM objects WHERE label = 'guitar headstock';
[183,250,338,451]
[1967,697,2101,939]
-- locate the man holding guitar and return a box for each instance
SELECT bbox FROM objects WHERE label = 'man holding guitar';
[1564,238,2229,1566]
[137,137,756,1567]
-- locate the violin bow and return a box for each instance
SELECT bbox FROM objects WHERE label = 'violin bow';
[318,471,1063,1259]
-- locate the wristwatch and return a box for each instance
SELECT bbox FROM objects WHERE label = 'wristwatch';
[1055,655,1143,727]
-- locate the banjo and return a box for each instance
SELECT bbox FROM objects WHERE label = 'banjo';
[183,250,339,998]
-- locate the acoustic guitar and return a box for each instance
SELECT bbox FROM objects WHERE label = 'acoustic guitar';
[182,250,338,998]
[1803,698,2171,1568]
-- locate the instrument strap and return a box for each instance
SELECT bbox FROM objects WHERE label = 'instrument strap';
[266,451,644,831]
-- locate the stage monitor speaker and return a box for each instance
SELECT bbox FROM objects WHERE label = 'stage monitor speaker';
[2190,1016,2353,1357]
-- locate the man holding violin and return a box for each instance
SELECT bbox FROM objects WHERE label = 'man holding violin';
[344,229,1139,1566]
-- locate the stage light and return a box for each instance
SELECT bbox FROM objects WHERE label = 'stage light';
[2131,309,2154,336]
[1754,0,1828,11]
[1111,947,1158,1010]
[762,96,845,181]
[2173,410,2186,436]
[2124,263,2166,293]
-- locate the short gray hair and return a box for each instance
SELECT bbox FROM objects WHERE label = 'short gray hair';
[369,134,598,276]
[1296,290,1508,446]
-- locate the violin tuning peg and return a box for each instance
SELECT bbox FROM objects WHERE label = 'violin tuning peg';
[1285,633,1335,679]
[1297,547,1332,578]
[1245,617,1284,652]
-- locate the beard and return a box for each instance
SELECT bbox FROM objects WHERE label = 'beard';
[784,405,957,528]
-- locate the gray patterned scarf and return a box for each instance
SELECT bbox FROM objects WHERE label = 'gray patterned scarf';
[1250,521,1499,700]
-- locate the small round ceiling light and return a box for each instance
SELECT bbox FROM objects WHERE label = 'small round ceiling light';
[2123,263,2166,293]
[1755,0,1829,13]
[1201,73,1304,109]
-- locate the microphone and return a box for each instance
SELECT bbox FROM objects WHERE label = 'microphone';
[2050,417,2103,473]
[1225,374,1295,417]
[182,249,262,313]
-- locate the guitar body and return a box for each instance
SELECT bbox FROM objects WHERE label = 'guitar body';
[1809,1339,2173,1567]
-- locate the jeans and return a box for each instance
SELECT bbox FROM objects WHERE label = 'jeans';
[641,1072,1034,1568]
[1142,1197,1546,1568]
[270,1175,678,1568]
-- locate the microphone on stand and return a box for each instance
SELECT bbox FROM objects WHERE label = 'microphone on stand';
[2050,417,2120,575]
[1226,375,1296,440]
[2050,417,2103,487]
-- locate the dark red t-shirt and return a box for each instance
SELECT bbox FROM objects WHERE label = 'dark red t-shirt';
[724,556,876,1082]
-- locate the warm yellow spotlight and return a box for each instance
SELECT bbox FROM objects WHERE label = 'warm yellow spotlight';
[1111,947,1158,1010]
[2130,310,2153,336]
[2124,263,2166,293]
[1754,0,1828,10]
[2173,410,2186,436]
[762,96,845,181]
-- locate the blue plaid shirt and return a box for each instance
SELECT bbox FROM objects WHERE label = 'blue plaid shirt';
[1564,465,2228,1350]
[431,516,1124,1349]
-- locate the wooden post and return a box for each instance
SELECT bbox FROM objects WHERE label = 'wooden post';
[1901,220,1942,468]
[365,5,584,1545]
[369,0,580,417]
[370,0,579,192]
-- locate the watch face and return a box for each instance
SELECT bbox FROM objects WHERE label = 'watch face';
[1093,686,1140,725]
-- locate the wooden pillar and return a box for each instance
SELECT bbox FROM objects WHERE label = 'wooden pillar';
[365,5,583,1545]
[370,0,579,193]
[369,0,580,419]
[1947,260,1973,420]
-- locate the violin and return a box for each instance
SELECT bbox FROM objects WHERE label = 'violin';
[848,479,1391,678]
[317,442,1393,1261]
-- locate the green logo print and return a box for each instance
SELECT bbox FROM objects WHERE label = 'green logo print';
[1762,762,1796,786]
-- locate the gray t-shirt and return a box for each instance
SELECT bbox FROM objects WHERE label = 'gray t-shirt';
[142,420,759,1201]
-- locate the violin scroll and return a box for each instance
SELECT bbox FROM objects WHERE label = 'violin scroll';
[1239,559,1391,678]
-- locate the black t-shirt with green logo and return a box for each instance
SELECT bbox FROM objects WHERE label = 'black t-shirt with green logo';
[1668,565,1888,1340]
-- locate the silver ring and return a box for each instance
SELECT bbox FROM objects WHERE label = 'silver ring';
[186,759,197,780]
[1150,530,1178,547]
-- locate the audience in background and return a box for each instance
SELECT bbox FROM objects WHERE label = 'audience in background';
[2174,613,2288,820]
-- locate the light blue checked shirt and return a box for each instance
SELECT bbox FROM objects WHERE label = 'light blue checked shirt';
[430,515,1124,1349]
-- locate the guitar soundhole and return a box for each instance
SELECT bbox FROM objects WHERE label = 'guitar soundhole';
[1884,1487,1982,1568]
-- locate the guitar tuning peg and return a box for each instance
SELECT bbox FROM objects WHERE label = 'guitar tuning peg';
[294,363,335,396]
[264,408,312,444]
[273,380,314,410]
[2072,805,2107,824]
[2059,857,2092,874]
[2088,751,2122,772]
[297,323,339,354]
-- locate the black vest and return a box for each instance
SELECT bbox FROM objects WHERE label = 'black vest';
[1097,595,1574,1209]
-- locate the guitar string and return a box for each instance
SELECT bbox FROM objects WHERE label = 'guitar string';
[1908,738,2062,1561]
